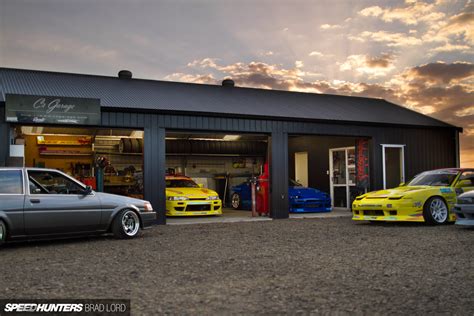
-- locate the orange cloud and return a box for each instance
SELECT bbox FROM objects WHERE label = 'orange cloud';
[359,1,445,25]
[339,54,396,78]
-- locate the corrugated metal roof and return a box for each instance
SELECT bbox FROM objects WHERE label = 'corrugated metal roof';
[0,67,456,128]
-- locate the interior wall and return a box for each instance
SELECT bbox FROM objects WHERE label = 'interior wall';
[166,155,265,204]
[23,134,93,173]
[288,135,359,193]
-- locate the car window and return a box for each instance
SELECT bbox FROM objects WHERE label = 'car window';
[407,170,458,186]
[28,170,85,194]
[0,170,23,194]
[458,171,474,185]
[166,179,199,188]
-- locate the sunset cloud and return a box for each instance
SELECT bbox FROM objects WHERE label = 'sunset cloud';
[320,24,342,30]
[349,31,423,47]
[358,1,445,25]
[308,51,324,57]
[339,54,396,77]
[430,43,472,54]
[403,61,474,84]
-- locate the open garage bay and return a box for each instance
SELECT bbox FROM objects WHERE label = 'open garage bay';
[1,218,472,315]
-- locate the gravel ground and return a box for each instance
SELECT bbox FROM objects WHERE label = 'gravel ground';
[1,217,473,315]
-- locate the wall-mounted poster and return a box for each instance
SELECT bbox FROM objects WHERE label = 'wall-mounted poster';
[355,138,370,189]
[5,94,101,126]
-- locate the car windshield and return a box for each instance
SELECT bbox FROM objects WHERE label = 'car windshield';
[166,179,199,188]
[407,170,458,187]
[289,179,302,187]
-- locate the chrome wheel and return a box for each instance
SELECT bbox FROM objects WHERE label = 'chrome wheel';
[121,211,140,237]
[231,193,240,209]
[0,221,6,244]
[429,198,448,223]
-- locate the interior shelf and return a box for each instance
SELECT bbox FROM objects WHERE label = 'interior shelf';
[40,152,93,156]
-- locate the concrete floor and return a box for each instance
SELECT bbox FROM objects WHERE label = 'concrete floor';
[289,207,352,219]
[166,208,272,225]
[167,207,352,225]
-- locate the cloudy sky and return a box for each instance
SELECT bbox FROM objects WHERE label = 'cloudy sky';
[1,0,473,166]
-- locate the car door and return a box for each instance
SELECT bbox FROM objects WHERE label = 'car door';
[24,169,102,236]
[0,169,26,237]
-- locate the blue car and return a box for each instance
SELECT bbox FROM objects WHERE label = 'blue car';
[230,179,332,213]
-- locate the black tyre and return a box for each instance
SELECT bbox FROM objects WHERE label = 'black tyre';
[112,209,141,239]
[0,221,7,245]
[231,193,241,210]
[423,197,449,225]
[130,138,140,153]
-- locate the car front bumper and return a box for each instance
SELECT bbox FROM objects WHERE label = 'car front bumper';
[289,198,332,213]
[166,200,222,216]
[454,204,474,226]
[352,198,456,222]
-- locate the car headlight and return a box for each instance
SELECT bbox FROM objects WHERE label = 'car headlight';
[143,201,154,212]
[208,196,220,200]
[168,196,189,201]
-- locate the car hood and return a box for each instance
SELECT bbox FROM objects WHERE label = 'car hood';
[94,192,147,207]
[166,187,218,197]
[360,186,433,199]
[289,186,329,199]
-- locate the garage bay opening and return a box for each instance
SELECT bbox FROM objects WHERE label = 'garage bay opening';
[165,131,271,223]
[10,125,144,199]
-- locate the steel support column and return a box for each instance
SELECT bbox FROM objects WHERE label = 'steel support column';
[270,131,289,219]
[144,126,166,225]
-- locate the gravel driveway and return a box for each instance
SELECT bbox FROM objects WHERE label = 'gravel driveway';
[1,217,473,315]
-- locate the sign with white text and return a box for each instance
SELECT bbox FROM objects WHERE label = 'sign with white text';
[5,94,101,125]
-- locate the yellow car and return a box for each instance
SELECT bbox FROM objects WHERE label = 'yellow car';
[166,175,222,216]
[352,168,474,224]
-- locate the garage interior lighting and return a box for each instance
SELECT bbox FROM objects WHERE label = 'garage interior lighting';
[130,130,144,138]
[223,135,241,141]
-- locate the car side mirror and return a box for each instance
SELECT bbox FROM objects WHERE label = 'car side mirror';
[457,179,471,188]
[83,185,93,195]
[198,184,204,188]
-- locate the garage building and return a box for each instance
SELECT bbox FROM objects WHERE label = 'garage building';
[0,68,462,224]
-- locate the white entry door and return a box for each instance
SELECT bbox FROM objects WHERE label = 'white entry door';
[329,147,356,209]
[295,152,308,187]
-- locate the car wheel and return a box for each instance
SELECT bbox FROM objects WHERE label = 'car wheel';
[0,221,7,245]
[231,193,241,210]
[423,197,449,225]
[112,209,141,239]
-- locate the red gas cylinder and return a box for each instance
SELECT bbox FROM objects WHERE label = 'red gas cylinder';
[257,162,270,215]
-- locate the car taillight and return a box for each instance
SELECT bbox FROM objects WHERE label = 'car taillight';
[144,202,153,212]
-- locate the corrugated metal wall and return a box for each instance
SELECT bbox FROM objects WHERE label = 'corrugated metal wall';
[0,105,459,224]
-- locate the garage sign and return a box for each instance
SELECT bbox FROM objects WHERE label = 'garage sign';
[5,94,101,126]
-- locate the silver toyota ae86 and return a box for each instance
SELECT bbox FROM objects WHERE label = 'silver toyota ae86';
[454,190,474,226]
[0,168,156,245]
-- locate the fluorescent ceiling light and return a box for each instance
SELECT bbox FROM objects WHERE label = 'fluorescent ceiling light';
[130,130,144,138]
[223,135,241,141]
